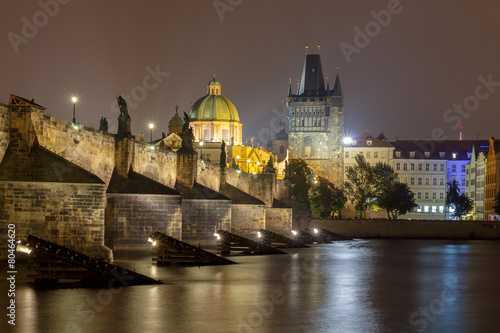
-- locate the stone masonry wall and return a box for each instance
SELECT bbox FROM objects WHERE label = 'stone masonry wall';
[0,181,106,253]
[181,199,231,249]
[226,168,250,193]
[0,104,9,162]
[105,194,182,251]
[314,219,500,239]
[231,204,266,237]
[248,173,275,208]
[265,208,293,235]
[37,114,116,184]
[197,160,221,192]
[134,142,177,188]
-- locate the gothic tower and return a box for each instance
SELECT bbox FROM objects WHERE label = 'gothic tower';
[286,46,344,187]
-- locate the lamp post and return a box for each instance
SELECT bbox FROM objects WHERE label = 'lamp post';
[71,97,77,123]
[200,141,204,160]
[149,123,154,144]
[247,159,250,173]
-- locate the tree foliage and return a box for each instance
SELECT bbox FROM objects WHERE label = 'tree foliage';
[446,180,473,219]
[344,155,374,218]
[310,176,347,218]
[289,158,312,207]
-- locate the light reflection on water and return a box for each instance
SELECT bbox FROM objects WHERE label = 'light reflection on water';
[1,240,499,333]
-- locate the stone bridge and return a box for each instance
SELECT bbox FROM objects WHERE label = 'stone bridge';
[0,97,302,257]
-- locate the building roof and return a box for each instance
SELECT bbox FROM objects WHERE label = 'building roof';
[347,131,394,148]
[391,140,489,160]
[219,183,266,205]
[0,143,104,183]
[298,54,325,95]
[107,168,179,195]
[168,110,183,127]
[188,78,240,122]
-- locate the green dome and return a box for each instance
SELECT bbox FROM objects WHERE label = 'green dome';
[169,112,183,127]
[189,94,240,122]
[208,78,220,86]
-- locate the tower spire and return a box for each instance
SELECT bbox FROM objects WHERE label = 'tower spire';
[288,77,292,96]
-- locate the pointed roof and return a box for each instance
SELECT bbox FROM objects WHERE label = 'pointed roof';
[298,54,325,95]
[287,78,292,97]
[9,94,46,110]
[332,74,342,96]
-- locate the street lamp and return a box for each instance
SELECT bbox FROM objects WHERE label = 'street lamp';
[200,141,204,160]
[149,123,154,144]
[71,97,77,123]
[247,159,250,173]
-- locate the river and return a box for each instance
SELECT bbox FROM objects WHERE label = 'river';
[1,239,500,333]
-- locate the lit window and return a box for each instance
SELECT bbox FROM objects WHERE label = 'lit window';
[222,128,229,142]
[439,206,444,213]
[417,206,422,212]
[452,153,457,159]
[432,206,437,213]
[203,128,211,141]
[424,206,429,212]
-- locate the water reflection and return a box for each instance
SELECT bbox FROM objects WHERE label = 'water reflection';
[1,240,499,333]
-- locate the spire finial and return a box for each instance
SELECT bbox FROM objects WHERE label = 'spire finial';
[296,79,300,93]
[305,41,308,50]
[317,40,320,51]
[175,105,179,114]
[337,65,340,71]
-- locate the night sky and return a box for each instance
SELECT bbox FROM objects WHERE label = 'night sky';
[3,0,500,144]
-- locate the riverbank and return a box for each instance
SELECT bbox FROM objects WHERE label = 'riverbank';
[314,219,500,239]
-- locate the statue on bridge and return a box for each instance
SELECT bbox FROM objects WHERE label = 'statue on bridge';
[178,112,195,153]
[220,140,226,170]
[99,117,108,132]
[117,96,129,117]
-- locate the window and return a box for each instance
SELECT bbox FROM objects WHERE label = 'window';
[462,165,466,173]
[345,166,349,173]
[396,163,401,171]
[432,206,437,213]
[203,128,211,141]
[424,206,429,212]
[425,192,429,199]
[433,163,438,171]
[425,178,430,185]
[452,165,456,173]
[396,151,401,157]
[439,206,444,213]
[417,206,422,212]
[425,163,430,171]
[411,163,415,171]
[418,163,423,171]
[403,163,408,171]
[410,177,415,185]
[461,178,466,186]
[440,178,444,186]
[374,152,378,158]
[417,192,422,199]
[222,128,229,142]
[418,178,422,185]
[425,152,430,158]
[382,151,386,158]
[432,192,437,199]
[452,153,457,159]
[403,177,408,184]
[440,152,445,158]
[440,163,445,171]
[345,151,349,158]
[433,178,437,186]
[367,152,371,158]
[439,192,444,200]
[410,151,415,158]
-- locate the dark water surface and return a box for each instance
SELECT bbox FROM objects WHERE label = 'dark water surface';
[1,239,500,333]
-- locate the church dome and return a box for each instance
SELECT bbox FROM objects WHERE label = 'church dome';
[169,110,183,127]
[188,77,240,123]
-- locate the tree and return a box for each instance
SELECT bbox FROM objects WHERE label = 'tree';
[494,191,500,215]
[344,155,374,218]
[371,162,416,219]
[290,158,312,207]
[446,180,473,219]
[310,176,347,218]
